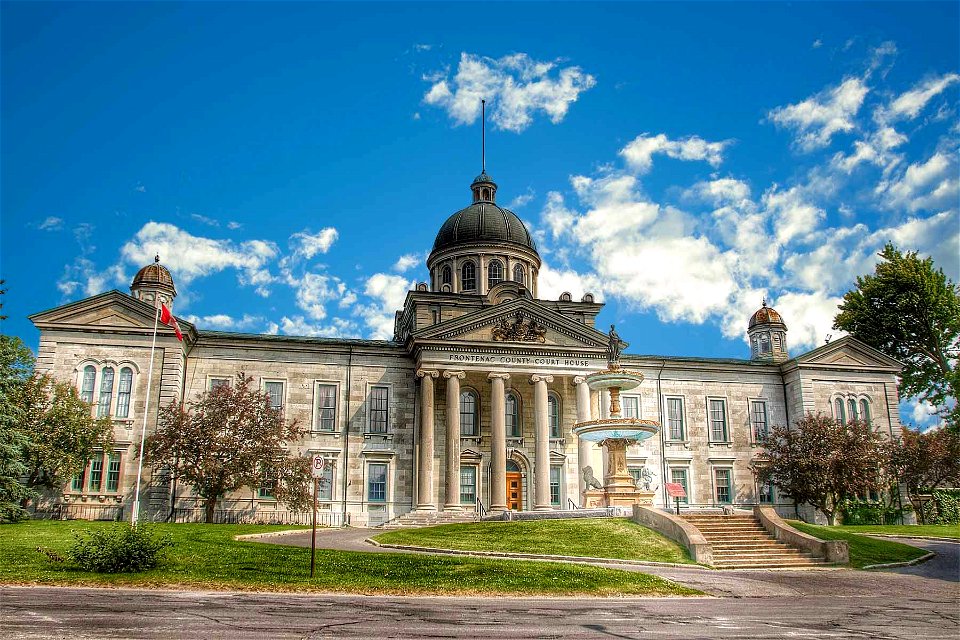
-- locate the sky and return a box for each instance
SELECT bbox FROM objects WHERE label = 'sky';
[2,2,958,429]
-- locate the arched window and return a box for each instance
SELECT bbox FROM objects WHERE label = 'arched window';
[488,260,504,287]
[860,398,871,424]
[848,398,858,421]
[548,394,561,438]
[506,460,520,473]
[80,365,96,404]
[98,367,115,417]
[759,334,771,354]
[116,367,133,418]
[505,392,521,437]
[834,398,846,423]
[461,261,476,291]
[773,333,782,350]
[441,265,452,287]
[513,264,525,285]
[460,390,478,436]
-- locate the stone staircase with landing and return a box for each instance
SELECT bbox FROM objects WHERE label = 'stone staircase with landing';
[377,509,481,529]
[683,513,830,569]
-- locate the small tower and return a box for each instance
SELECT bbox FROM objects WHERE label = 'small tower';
[130,255,177,311]
[470,172,497,203]
[748,299,789,362]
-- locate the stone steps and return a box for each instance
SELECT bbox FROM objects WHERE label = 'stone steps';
[683,513,830,569]
[378,510,480,529]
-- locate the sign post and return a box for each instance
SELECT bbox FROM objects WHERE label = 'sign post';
[309,455,325,578]
[665,483,687,515]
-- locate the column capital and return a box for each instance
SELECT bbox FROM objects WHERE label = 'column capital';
[529,374,554,384]
[443,370,466,380]
[416,369,440,379]
[487,372,511,381]
[573,375,587,385]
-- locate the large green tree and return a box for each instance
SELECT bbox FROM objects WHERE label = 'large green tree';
[834,243,959,432]
[0,334,34,522]
[144,374,310,523]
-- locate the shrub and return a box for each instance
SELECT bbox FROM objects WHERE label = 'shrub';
[67,524,173,573]
[839,499,905,525]
[920,489,960,525]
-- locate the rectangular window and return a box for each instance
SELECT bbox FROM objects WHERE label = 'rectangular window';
[460,392,477,436]
[628,467,642,488]
[97,368,114,417]
[71,469,85,492]
[714,469,731,504]
[758,481,775,504]
[318,463,335,502]
[264,381,284,411]
[548,396,561,437]
[550,465,562,506]
[368,463,387,502]
[666,397,685,440]
[670,468,689,504]
[88,456,103,492]
[210,377,231,390]
[116,368,133,418]
[315,384,337,432]
[506,394,520,437]
[708,399,728,442]
[80,367,96,404]
[369,386,389,433]
[622,396,639,419]
[106,454,121,492]
[460,466,477,504]
[750,400,768,442]
[258,484,275,499]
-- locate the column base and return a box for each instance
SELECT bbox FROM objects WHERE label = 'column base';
[415,505,438,512]
[533,505,554,512]
[443,505,464,512]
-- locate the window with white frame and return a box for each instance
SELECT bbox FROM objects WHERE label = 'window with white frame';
[714,468,732,504]
[548,393,561,437]
[506,392,521,437]
[210,377,231,391]
[834,397,846,423]
[80,365,96,404]
[460,390,479,436]
[750,400,768,442]
[315,383,337,432]
[758,480,775,504]
[97,367,115,417]
[550,465,562,505]
[708,398,728,442]
[848,398,858,421]
[859,398,871,424]
[317,461,335,501]
[628,466,642,488]
[622,395,639,419]
[513,264,525,285]
[487,260,504,287]
[666,397,685,440]
[368,463,388,502]
[460,465,477,504]
[116,368,133,418]
[461,261,476,291]
[264,381,284,412]
[670,468,689,504]
[368,386,389,433]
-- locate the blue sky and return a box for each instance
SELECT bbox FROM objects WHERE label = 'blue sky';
[2,2,958,428]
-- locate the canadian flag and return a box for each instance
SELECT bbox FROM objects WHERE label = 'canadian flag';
[160,304,183,341]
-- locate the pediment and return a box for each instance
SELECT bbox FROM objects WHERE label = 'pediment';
[413,298,608,350]
[793,336,902,371]
[29,290,195,339]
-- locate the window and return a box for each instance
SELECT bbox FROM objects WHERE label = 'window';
[97,367,115,417]
[88,457,103,492]
[80,366,96,403]
[116,368,133,418]
[368,463,387,502]
[71,470,84,492]
[550,465,562,506]
[714,468,731,504]
[548,394,560,437]
[666,397,685,440]
[513,264,525,285]
[315,384,337,432]
[258,482,275,499]
[834,398,846,423]
[318,462,335,501]
[210,377,231,390]
[750,400,768,442]
[461,261,476,291]
[487,260,504,287]
[758,481,775,504]
[773,333,782,351]
[708,399,728,442]
[460,466,477,504]
[670,468,689,504]
[628,467,642,488]
[460,391,478,436]
[264,381,284,411]
[106,454,121,492]
[848,398,858,421]
[369,386,389,433]
[759,334,770,354]
[505,392,520,437]
[441,265,452,287]
[622,395,639,419]
[860,398,871,424]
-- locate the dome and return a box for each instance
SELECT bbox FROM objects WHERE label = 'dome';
[132,263,175,289]
[432,202,537,253]
[749,301,785,329]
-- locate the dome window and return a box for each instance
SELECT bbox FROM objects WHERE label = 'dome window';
[461,261,477,292]
[513,264,525,285]
[441,266,452,287]
[488,260,504,287]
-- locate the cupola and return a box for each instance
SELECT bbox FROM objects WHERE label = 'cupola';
[131,255,177,311]
[748,299,789,362]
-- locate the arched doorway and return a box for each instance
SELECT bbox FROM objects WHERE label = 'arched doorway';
[506,460,522,511]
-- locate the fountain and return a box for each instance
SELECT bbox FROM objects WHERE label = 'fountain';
[573,325,661,508]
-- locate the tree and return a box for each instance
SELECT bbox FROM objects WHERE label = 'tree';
[144,373,310,523]
[888,426,960,522]
[753,413,891,525]
[0,334,34,522]
[834,243,960,432]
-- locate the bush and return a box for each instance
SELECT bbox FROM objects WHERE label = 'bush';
[68,524,173,572]
[920,489,960,525]
[839,499,905,525]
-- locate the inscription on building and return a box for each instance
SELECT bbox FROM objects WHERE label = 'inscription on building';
[442,352,603,369]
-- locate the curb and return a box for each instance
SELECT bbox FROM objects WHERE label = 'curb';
[865,534,959,544]
[862,552,936,570]
[234,529,309,542]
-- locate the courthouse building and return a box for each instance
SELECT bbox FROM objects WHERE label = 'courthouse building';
[29,171,905,525]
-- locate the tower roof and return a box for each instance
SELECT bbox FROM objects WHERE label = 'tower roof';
[131,256,177,294]
[748,300,785,329]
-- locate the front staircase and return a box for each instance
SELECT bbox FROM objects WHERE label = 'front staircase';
[683,513,830,569]
[377,509,480,529]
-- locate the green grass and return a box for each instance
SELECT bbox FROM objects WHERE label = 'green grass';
[0,520,700,596]
[830,524,960,539]
[373,518,695,564]
[788,521,931,569]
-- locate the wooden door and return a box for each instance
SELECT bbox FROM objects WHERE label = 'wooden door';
[506,472,522,511]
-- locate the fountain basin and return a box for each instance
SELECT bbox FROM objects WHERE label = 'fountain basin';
[584,369,644,392]
[573,418,660,442]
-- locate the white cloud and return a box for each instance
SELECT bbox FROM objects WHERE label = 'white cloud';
[358,273,414,340]
[423,52,596,132]
[393,253,423,273]
[293,272,344,320]
[879,152,958,212]
[267,315,360,339]
[768,77,869,151]
[38,216,64,231]
[762,185,826,245]
[190,213,219,227]
[508,189,535,210]
[773,291,845,351]
[881,73,960,122]
[227,221,243,230]
[620,133,729,174]
[537,264,605,302]
[812,39,823,49]
[180,313,263,331]
[685,178,751,206]
[290,227,338,260]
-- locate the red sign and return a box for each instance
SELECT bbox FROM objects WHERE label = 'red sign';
[665,482,687,498]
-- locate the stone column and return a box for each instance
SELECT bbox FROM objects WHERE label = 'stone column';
[415,369,439,511]
[488,372,510,512]
[443,370,466,511]
[530,374,554,511]
[574,376,592,500]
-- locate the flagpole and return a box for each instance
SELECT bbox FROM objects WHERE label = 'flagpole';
[131,303,161,526]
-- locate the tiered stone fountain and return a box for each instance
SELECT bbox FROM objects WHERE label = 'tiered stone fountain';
[574,326,661,508]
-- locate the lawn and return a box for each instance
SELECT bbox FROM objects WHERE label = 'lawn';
[830,524,959,540]
[0,520,700,596]
[788,521,931,568]
[372,518,695,564]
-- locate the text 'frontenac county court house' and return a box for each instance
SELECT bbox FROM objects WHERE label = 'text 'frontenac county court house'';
[30,170,905,525]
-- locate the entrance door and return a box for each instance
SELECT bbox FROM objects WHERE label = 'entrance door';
[506,472,522,511]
